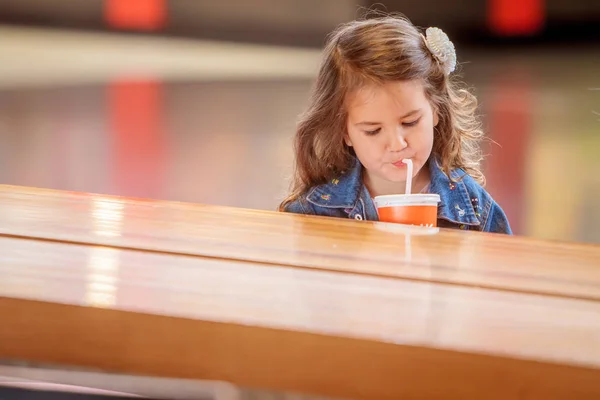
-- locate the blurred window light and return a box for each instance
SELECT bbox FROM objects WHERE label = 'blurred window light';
[104,0,167,31]
[488,0,545,36]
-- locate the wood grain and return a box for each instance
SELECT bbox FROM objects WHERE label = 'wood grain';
[1,185,599,301]
[2,237,600,399]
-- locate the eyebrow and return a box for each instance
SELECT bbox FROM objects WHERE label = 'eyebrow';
[355,109,421,126]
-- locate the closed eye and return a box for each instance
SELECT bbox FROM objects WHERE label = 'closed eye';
[364,128,381,136]
[402,118,421,127]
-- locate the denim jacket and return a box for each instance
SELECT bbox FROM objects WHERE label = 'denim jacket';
[283,157,512,234]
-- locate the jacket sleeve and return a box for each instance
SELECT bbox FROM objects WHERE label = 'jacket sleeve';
[483,200,512,234]
[281,197,315,215]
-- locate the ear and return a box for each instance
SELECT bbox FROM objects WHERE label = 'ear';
[344,133,353,147]
[428,100,440,127]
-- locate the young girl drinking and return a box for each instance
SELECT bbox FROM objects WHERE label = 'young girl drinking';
[280,15,511,234]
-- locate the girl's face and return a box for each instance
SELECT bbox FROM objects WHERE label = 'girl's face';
[345,80,438,196]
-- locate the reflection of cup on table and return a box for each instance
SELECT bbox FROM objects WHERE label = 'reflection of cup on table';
[374,194,440,227]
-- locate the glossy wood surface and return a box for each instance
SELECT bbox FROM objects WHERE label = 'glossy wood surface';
[2,235,600,399]
[0,365,240,400]
[1,185,599,301]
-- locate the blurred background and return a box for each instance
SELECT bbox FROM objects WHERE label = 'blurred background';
[0,0,598,243]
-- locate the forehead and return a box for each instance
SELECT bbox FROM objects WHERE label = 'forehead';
[345,80,428,118]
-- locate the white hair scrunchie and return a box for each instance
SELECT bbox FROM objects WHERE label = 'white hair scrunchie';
[423,27,457,75]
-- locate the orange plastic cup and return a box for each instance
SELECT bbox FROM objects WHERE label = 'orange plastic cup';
[374,194,440,227]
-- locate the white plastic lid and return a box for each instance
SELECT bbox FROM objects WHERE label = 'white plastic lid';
[373,193,440,208]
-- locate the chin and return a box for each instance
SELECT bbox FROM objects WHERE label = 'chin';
[382,171,408,183]
[387,176,408,183]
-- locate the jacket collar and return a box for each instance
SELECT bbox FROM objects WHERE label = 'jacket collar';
[306,157,479,226]
[428,159,480,226]
[306,157,363,209]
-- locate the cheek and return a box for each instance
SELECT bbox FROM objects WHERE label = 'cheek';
[411,126,435,155]
[348,132,383,161]
[424,127,435,146]
[357,136,384,155]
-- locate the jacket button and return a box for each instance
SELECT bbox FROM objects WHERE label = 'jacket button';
[354,214,363,221]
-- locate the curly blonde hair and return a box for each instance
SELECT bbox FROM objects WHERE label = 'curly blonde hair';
[279,14,484,211]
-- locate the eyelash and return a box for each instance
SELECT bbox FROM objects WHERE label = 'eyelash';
[364,128,381,136]
[404,118,421,127]
[364,118,421,136]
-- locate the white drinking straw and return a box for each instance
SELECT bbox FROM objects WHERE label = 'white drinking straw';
[403,158,413,194]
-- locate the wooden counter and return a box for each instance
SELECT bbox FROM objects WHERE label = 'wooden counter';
[1,185,600,399]
[1,185,599,300]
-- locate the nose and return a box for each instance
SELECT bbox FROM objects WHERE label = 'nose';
[388,129,408,152]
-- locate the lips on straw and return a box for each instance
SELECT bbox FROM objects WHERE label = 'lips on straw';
[403,158,413,194]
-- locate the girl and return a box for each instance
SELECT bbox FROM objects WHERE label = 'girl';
[280,15,511,234]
